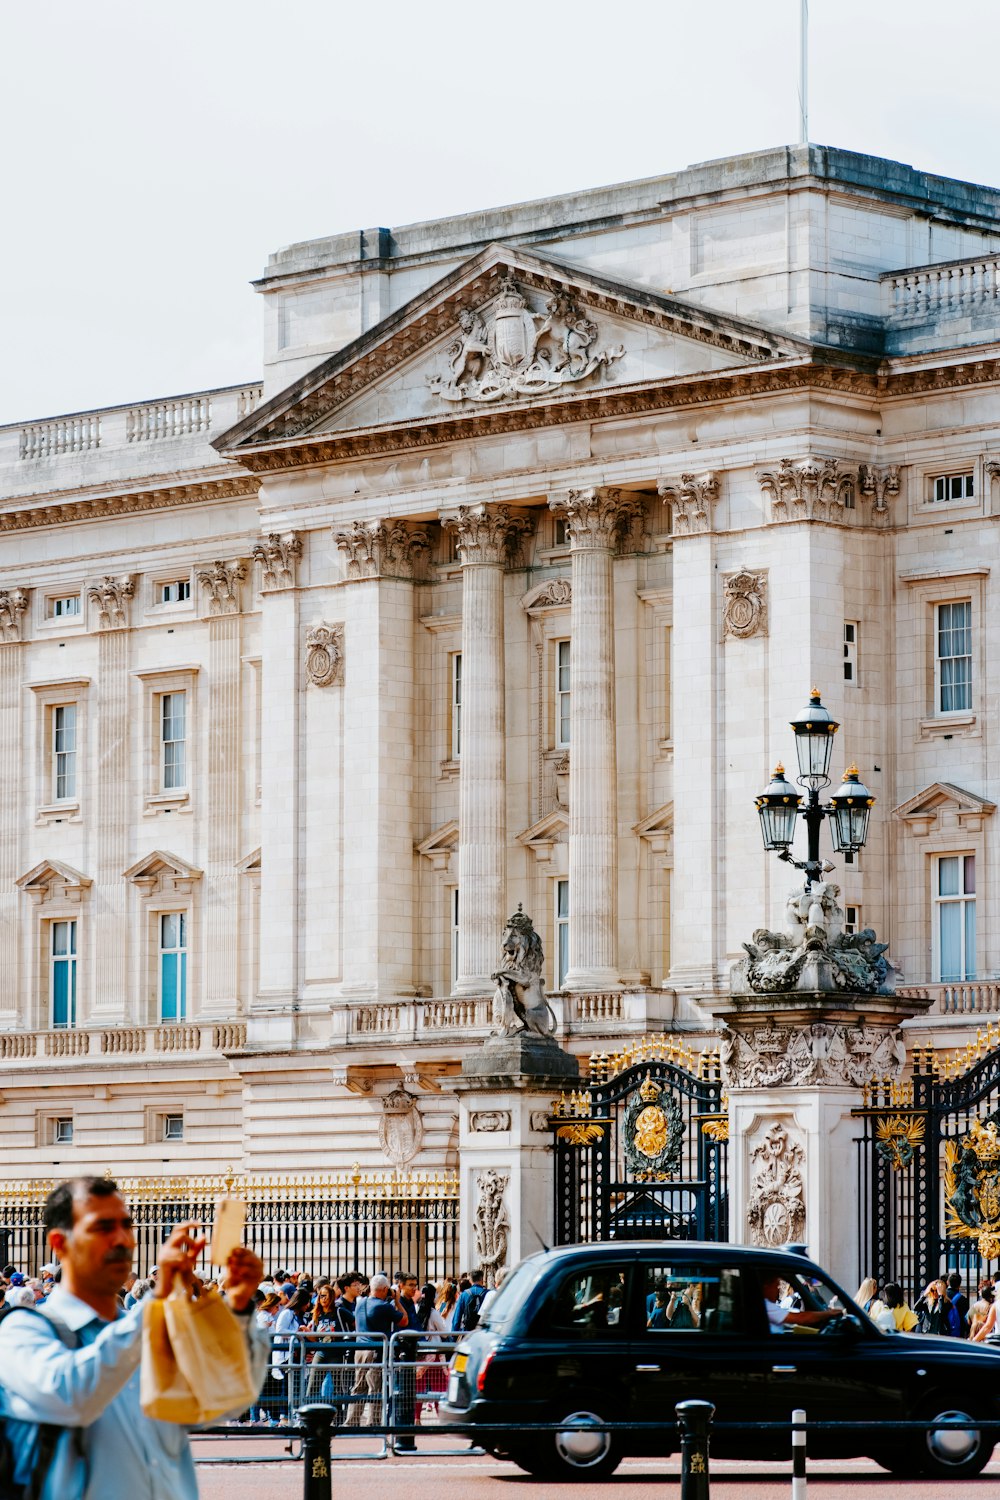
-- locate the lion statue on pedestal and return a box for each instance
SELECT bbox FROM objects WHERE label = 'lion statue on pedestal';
[492,906,558,1039]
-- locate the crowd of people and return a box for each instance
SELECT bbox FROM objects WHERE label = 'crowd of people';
[855,1270,999,1340]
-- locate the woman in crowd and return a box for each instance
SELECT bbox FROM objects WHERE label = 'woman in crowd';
[436,1278,459,1329]
[855,1276,878,1313]
[914,1277,952,1335]
[968,1285,994,1340]
[414,1282,451,1422]
[879,1282,919,1332]
[972,1285,998,1342]
[256,1291,281,1330]
[273,1287,313,1413]
[305,1281,341,1401]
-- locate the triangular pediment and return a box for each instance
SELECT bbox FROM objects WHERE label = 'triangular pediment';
[16,860,92,901]
[517,811,568,865]
[893,781,996,831]
[634,802,674,867]
[236,847,261,873]
[416,820,459,872]
[216,245,811,463]
[124,849,203,895]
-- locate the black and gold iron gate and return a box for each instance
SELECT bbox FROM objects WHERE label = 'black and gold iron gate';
[551,1034,729,1245]
[856,1026,1000,1297]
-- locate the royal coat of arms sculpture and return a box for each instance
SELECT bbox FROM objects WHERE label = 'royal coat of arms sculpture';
[945,1109,1000,1259]
[622,1072,684,1180]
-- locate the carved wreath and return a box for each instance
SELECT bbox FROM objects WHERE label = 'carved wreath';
[305,623,344,687]
[723,570,767,640]
[747,1122,806,1247]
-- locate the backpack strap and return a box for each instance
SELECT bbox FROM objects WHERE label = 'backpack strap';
[0,1303,85,1500]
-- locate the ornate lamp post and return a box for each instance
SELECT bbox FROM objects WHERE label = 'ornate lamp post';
[754,689,874,886]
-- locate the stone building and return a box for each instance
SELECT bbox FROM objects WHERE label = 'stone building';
[2,142,1000,1193]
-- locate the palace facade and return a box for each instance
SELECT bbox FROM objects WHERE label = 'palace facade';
[2,142,1000,1181]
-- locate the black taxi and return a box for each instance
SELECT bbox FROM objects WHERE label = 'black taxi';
[441,1241,1000,1480]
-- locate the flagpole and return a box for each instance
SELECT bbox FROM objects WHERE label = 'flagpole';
[798,0,809,144]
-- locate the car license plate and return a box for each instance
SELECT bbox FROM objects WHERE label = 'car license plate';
[448,1375,460,1404]
[453,1353,468,1373]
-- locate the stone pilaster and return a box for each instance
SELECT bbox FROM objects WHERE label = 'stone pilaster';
[0,609,26,1024]
[442,505,531,995]
[204,610,244,1019]
[549,488,641,991]
[93,592,132,1020]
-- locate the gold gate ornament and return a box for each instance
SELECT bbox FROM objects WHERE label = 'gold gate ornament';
[944,1110,1000,1260]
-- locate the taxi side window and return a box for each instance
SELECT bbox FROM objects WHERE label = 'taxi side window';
[642,1265,744,1335]
[540,1265,630,1338]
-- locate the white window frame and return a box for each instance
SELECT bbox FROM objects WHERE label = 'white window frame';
[555,639,571,749]
[157,910,188,1022]
[54,1117,74,1144]
[934,599,972,715]
[50,917,78,1029]
[933,853,976,983]
[843,622,859,686]
[159,579,191,605]
[844,904,861,935]
[47,594,80,620]
[931,471,974,504]
[555,878,570,988]
[160,691,187,791]
[52,702,77,801]
[135,666,198,814]
[450,652,462,761]
[162,1113,184,1142]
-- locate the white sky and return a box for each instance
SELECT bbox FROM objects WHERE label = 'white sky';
[3,0,1000,423]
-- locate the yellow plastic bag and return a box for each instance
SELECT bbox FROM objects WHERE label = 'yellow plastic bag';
[140,1287,256,1423]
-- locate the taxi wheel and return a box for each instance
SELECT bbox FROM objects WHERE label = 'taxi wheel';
[541,1404,622,1481]
[916,1398,993,1479]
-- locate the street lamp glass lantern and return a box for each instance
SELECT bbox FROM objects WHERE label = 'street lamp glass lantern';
[830,765,875,852]
[790,688,839,783]
[755,763,802,851]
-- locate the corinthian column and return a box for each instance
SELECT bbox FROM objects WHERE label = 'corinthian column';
[443,504,531,995]
[550,488,641,991]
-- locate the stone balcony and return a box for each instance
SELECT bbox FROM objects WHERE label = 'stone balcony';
[897,982,1000,1018]
[0,1021,247,1066]
[882,254,1000,354]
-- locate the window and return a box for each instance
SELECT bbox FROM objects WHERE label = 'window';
[843,622,858,685]
[54,1118,74,1145]
[553,516,569,548]
[159,912,188,1021]
[556,640,571,747]
[931,472,974,503]
[935,601,972,712]
[541,1264,630,1337]
[51,919,77,1028]
[844,904,861,935]
[642,1264,746,1335]
[556,879,570,988]
[450,653,462,760]
[161,692,186,789]
[162,1114,184,1142]
[160,579,190,604]
[935,855,976,982]
[48,595,80,619]
[52,704,77,801]
[450,888,460,991]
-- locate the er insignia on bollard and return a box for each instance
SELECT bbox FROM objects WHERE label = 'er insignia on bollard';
[311,1457,329,1479]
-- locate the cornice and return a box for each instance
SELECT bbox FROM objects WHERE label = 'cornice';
[0,474,261,536]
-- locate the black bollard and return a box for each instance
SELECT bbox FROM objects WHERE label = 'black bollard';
[676,1399,714,1500]
[300,1403,335,1500]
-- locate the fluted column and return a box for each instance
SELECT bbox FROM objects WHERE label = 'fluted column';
[550,488,641,991]
[443,504,531,995]
[90,576,135,1021]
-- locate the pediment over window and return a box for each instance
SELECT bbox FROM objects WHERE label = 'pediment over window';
[893,782,996,834]
[215,244,808,470]
[124,849,203,896]
[415,820,459,873]
[236,848,261,873]
[522,577,572,614]
[16,860,92,904]
[517,811,568,865]
[634,803,674,867]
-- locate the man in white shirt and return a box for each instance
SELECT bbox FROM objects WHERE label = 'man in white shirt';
[0,1175,270,1499]
[761,1273,844,1332]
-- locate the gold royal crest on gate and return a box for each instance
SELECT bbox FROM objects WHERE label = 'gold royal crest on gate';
[622,1072,684,1180]
[945,1108,1000,1260]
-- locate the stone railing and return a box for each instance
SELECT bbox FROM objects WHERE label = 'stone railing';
[7,382,263,467]
[898,982,1000,1017]
[0,1021,247,1063]
[571,992,625,1025]
[347,999,491,1040]
[883,255,1000,323]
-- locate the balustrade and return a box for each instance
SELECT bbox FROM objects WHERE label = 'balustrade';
[126,395,211,442]
[19,413,101,459]
[885,256,1000,323]
[898,982,1000,1016]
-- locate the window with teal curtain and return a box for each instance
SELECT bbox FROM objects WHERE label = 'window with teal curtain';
[51,920,77,1028]
[160,912,187,1021]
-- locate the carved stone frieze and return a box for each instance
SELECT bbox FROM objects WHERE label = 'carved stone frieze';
[197,559,247,616]
[529,1110,550,1133]
[522,578,571,612]
[723,569,768,639]
[548,487,644,552]
[859,464,901,519]
[470,1110,511,1133]
[305,623,344,687]
[87,575,135,629]
[658,472,720,534]
[757,458,856,523]
[441,504,532,567]
[0,588,29,642]
[334,519,430,580]
[428,277,624,405]
[253,531,302,591]
[721,1021,906,1089]
[747,1122,806,1247]
[377,1085,422,1167]
[473,1168,511,1274]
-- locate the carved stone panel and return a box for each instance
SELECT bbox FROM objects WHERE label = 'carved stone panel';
[377,1085,422,1167]
[87,575,134,629]
[0,588,29,642]
[470,1110,511,1133]
[197,560,247,616]
[473,1167,511,1274]
[747,1121,806,1247]
[253,531,302,591]
[722,569,768,639]
[721,1021,906,1089]
[305,623,344,687]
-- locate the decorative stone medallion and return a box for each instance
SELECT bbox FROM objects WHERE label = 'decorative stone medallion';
[723,569,768,639]
[747,1121,806,1247]
[470,1110,511,1133]
[377,1085,422,1167]
[305,623,344,687]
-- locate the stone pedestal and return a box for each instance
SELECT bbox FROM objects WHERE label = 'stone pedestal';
[455,1034,579,1277]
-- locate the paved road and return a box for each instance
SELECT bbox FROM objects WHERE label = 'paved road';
[192,1438,1000,1496]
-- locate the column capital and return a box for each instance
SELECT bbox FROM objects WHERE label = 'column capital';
[197,559,248,616]
[756,457,856,524]
[657,472,720,535]
[549,487,643,551]
[0,587,30,642]
[87,575,135,630]
[334,519,430,580]
[252,530,302,591]
[441,503,533,567]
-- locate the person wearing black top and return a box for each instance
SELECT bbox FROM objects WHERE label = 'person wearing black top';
[394,1273,420,1452]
